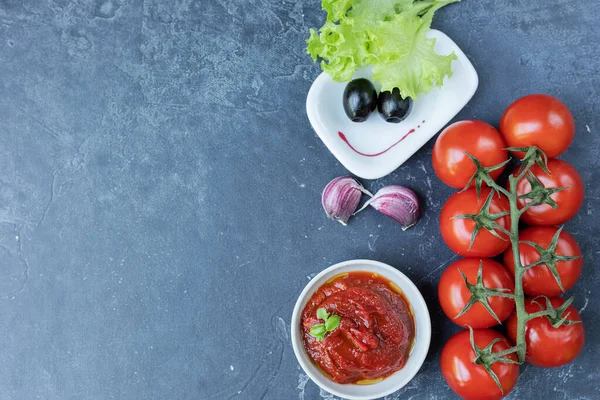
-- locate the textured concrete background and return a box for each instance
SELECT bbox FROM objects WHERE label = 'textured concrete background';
[0,0,599,399]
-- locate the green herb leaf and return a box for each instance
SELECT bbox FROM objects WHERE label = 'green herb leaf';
[316,308,330,321]
[309,324,327,338]
[325,314,341,331]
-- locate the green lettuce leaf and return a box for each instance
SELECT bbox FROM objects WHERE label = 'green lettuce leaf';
[371,6,457,98]
[306,19,376,82]
[322,0,353,21]
[349,0,413,23]
[306,0,461,99]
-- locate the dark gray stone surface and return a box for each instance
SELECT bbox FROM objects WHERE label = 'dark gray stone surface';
[0,0,598,399]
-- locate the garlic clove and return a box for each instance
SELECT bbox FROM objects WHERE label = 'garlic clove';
[361,185,420,230]
[322,176,372,225]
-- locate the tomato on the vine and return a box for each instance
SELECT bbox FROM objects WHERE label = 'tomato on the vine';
[513,158,584,226]
[438,258,514,328]
[441,329,519,400]
[432,121,508,189]
[440,188,511,257]
[500,94,575,158]
[506,297,585,367]
[503,227,582,296]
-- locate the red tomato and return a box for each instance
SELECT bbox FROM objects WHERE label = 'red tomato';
[506,297,585,367]
[433,121,508,189]
[441,329,519,400]
[514,158,584,226]
[439,258,514,328]
[440,188,511,257]
[500,94,575,158]
[503,227,582,296]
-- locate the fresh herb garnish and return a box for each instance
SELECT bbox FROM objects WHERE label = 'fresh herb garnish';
[309,308,341,341]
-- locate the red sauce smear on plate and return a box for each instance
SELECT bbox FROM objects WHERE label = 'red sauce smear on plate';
[301,271,415,384]
[338,120,425,157]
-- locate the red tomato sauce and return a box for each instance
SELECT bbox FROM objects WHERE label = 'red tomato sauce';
[301,271,415,384]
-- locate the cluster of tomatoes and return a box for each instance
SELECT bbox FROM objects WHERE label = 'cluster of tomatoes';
[431,95,586,400]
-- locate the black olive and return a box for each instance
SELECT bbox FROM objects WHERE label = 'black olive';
[343,78,377,123]
[377,88,413,123]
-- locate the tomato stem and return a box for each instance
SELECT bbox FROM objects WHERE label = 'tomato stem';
[459,147,576,390]
[507,174,528,363]
[493,344,523,358]
[517,200,536,216]
[525,309,553,321]
[484,172,528,363]
[462,146,572,371]
[515,161,534,182]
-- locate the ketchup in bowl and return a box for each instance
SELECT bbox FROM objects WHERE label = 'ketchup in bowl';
[300,271,415,384]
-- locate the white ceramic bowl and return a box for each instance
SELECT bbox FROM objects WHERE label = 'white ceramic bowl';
[306,29,478,180]
[291,259,431,400]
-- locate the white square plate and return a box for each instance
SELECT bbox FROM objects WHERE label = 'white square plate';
[306,29,478,180]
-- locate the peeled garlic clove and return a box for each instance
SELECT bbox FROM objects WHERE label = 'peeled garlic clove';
[322,176,372,225]
[363,185,420,230]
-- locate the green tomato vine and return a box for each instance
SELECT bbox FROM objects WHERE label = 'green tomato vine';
[456,146,581,391]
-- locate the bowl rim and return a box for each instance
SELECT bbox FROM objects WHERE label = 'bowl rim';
[290,259,432,400]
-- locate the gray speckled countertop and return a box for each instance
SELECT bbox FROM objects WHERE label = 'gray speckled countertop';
[0,0,598,399]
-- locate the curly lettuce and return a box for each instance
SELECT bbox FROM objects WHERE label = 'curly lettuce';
[306,0,461,99]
